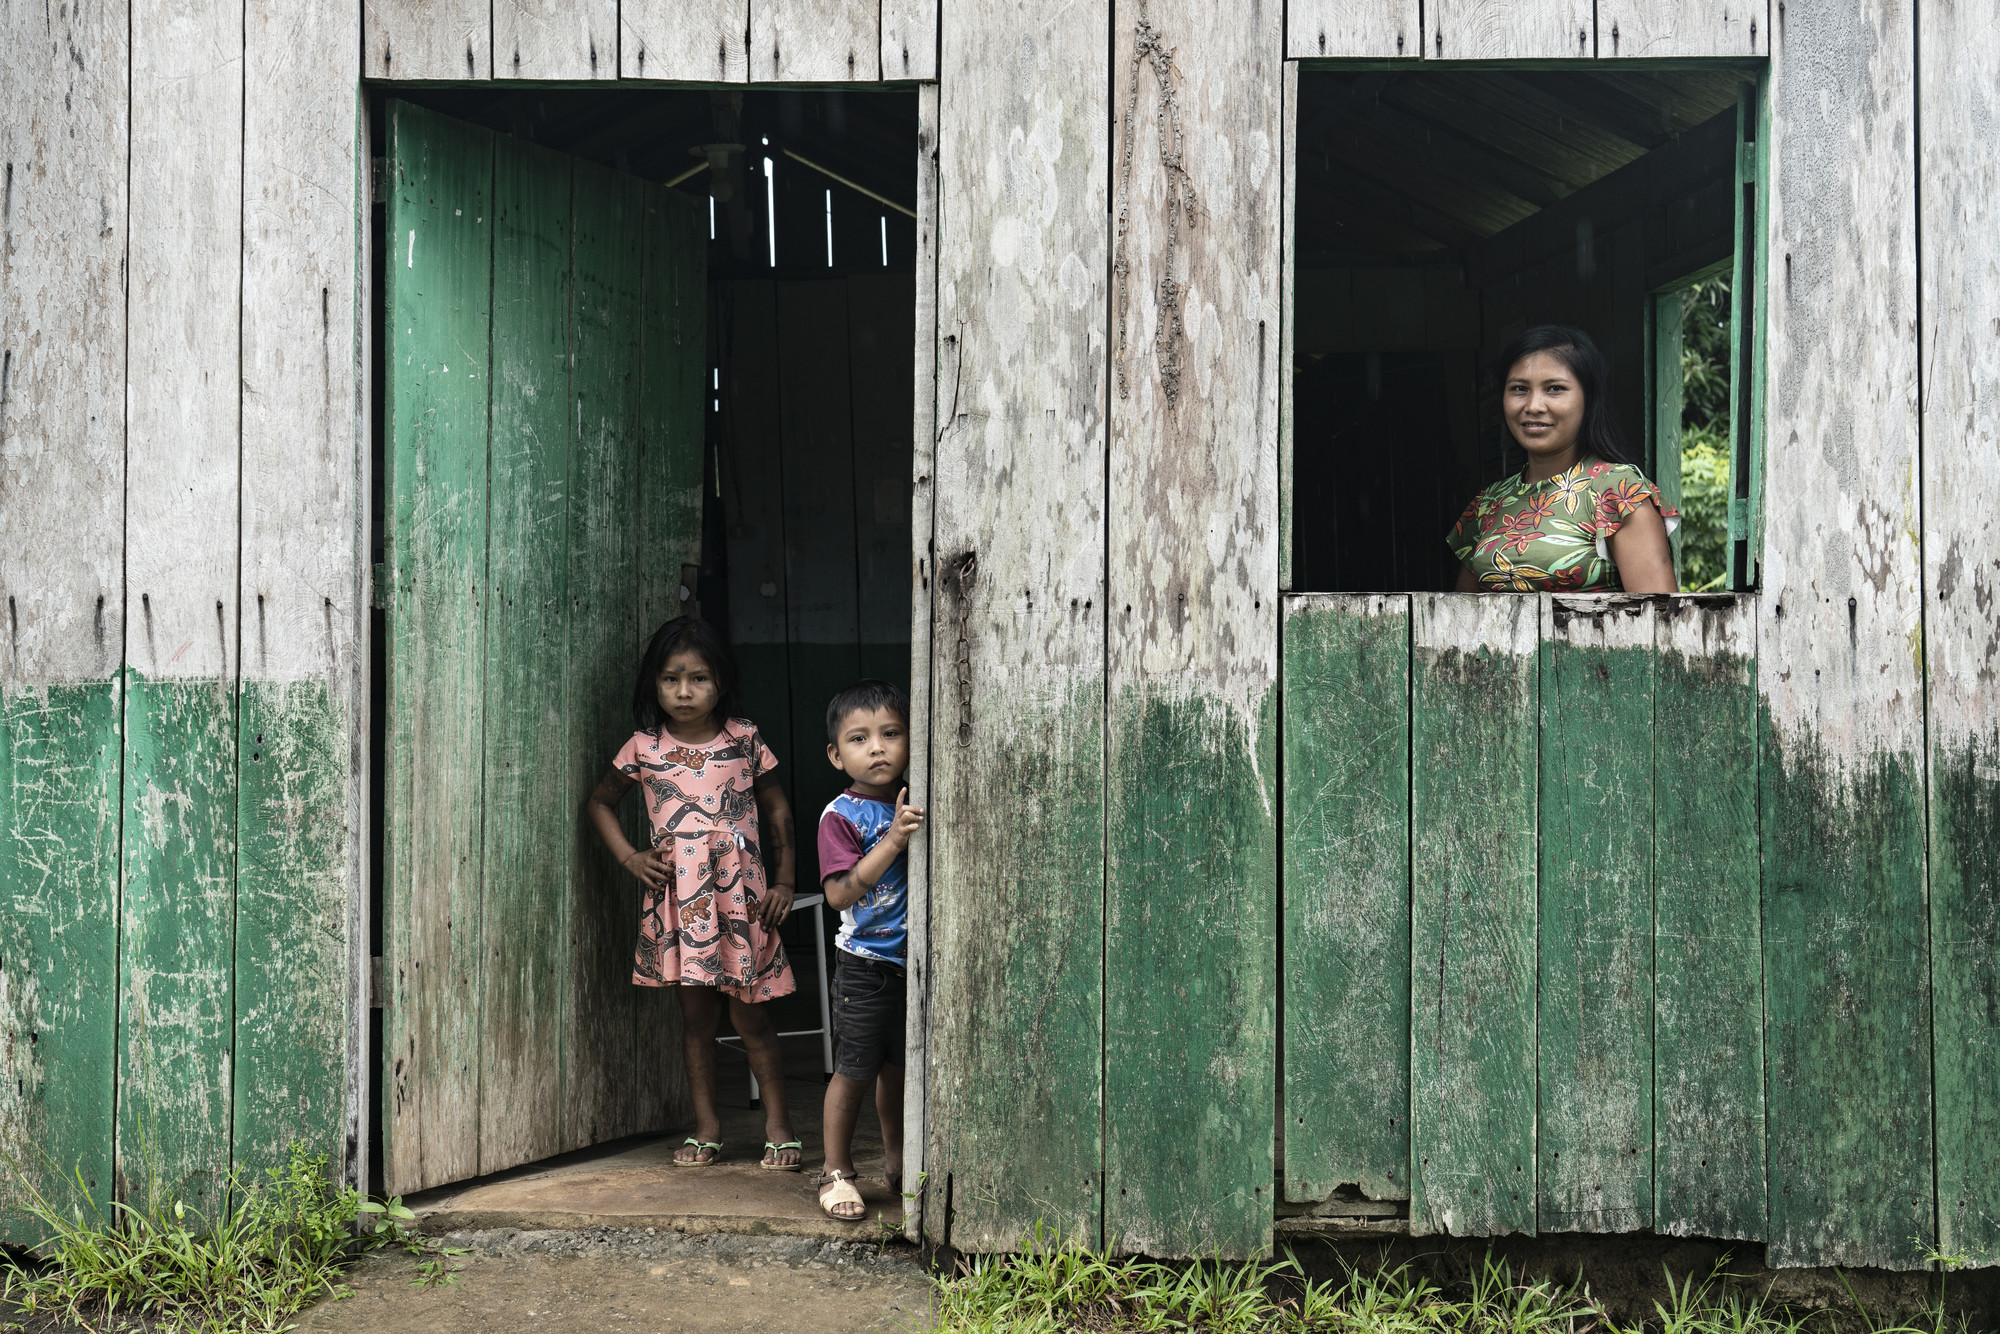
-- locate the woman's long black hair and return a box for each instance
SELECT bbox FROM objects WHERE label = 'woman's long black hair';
[1495,325,1642,470]
[633,616,742,733]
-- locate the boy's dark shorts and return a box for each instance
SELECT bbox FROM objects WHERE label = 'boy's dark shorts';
[832,949,905,1081]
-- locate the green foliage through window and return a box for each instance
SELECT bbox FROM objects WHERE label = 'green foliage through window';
[1677,280,1732,592]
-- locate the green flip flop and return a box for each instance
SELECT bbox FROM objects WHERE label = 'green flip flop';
[674,1136,722,1167]
[760,1140,804,1172]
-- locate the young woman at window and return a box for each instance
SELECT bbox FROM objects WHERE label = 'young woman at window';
[1449,325,1679,594]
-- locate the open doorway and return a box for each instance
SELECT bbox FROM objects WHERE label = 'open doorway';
[369,87,918,1231]
[1289,66,1761,593]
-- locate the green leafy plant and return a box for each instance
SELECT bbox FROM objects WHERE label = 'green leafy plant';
[2,1143,462,1332]
[1675,280,1734,591]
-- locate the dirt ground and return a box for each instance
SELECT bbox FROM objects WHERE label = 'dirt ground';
[294,1229,934,1334]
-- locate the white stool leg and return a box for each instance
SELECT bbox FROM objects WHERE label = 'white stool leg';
[815,902,834,1077]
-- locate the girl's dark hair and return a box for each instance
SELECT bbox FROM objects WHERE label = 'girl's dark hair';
[633,616,741,732]
[1495,325,1641,469]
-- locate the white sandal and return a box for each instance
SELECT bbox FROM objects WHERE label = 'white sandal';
[816,1169,866,1221]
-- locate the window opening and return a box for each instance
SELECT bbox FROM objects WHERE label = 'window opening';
[763,156,777,268]
[709,194,716,240]
[1288,67,1766,594]
[826,188,835,267]
[881,215,888,267]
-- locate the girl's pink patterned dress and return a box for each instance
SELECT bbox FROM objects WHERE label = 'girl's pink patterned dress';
[613,718,797,1002]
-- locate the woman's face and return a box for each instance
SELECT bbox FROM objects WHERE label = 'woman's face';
[656,649,721,727]
[1503,351,1584,463]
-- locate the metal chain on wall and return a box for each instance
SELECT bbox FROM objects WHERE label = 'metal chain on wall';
[1112,0,1197,409]
[953,552,977,747]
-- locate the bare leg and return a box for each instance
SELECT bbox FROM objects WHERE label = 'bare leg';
[727,996,800,1168]
[675,986,724,1163]
[819,1072,871,1219]
[875,1065,905,1195]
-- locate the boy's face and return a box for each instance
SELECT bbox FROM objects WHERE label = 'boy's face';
[827,706,908,795]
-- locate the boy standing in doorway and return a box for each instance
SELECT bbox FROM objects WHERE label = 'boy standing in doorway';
[814,680,924,1222]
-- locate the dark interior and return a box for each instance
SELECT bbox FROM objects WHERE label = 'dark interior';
[1292,67,1747,592]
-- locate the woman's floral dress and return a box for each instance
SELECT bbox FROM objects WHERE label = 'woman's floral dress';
[613,718,797,1001]
[1447,458,1680,591]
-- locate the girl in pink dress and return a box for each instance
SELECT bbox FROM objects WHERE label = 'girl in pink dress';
[584,617,804,1170]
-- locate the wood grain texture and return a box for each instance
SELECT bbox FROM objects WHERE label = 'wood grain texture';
[121,0,242,1212]
[563,160,647,1150]
[1280,595,1410,1205]
[365,0,487,79]
[1105,0,1280,1260]
[1599,0,1765,55]
[620,0,747,81]
[902,81,939,1245]
[1537,596,1653,1234]
[1759,0,1931,1271]
[1919,0,2000,1262]
[382,102,491,1195]
[1288,0,1420,57]
[0,0,127,1234]
[749,0,879,81]
[1424,0,1593,58]
[1410,594,1537,1240]
[630,184,707,1129]
[234,0,360,1181]
[478,140,573,1175]
[929,0,1107,1252]
[1653,595,1763,1241]
[494,0,615,79]
[880,0,937,80]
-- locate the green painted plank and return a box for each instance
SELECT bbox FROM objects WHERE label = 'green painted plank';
[1279,594,1410,1204]
[1653,595,1763,1240]
[563,158,646,1149]
[1536,597,1654,1234]
[0,680,121,1238]
[1761,719,1932,1268]
[1409,593,1537,1239]
[632,183,707,1125]
[232,679,349,1178]
[932,676,1104,1250]
[118,672,237,1213]
[382,99,492,1194]
[477,136,573,1175]
[1106,685,1277,1258]
[1933,728,2000,1260]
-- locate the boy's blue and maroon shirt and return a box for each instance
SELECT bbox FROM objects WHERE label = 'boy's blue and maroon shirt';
[817,789,907,965]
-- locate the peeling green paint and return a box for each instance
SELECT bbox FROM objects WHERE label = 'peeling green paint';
[1105,682,1276,1260]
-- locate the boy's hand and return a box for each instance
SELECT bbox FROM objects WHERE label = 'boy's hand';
[886,788,926,850]
[620,848,670,889]
[759,881,795,929]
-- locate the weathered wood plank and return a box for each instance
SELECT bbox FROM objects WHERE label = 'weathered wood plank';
[1599,0,1765,57]
[1653,595,1763,1241]
[631,184,708,1131]
[929,0,1108,1252]
[1288,0,1420,57]
[365,0,487,79]
[748,0,879,81]
[1105,0,1280,1260]
[1280,595,1410,1205]
[1410,594,1537,1239]
[847,274,918,685]
[880,0,937,80]
[494,0,615,79]
[1424,0,1593,59]
[477,140,573,1176]
[382,102,491,1195]
[620,0,747,81]
[1920,0,2000,1263]
[1759,0,1931,1271]
[233,0,361,1183]
[121,0,242,1211]
[563,160,647,1150]
[902,81,940,1245]
[1537,596,1654,1234]
[0,0,127,1236]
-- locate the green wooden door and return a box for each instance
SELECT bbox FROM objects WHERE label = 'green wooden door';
[381,100,706,1194]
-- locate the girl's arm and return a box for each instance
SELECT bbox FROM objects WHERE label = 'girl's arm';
[823,788,925,912]
[1608,501,1678,594]
[583,769,668,889]
[754,780,796,928]
[1454,562,1479,592]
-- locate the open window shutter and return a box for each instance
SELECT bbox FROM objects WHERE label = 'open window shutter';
[1648,291,1686,582]
[1725,80,1768,591]
[382,99,706,1195]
